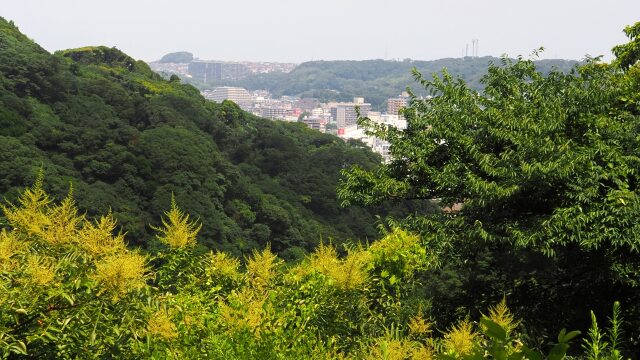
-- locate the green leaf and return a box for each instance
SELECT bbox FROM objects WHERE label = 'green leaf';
[557,328,566,343]
[481,317,507,342]
[491,348,508,360]
[548,343,569,360]
[521,347,544,360]
[61,293,75,306]
[60,317,72,329]
[435,355,458,360]
[43,331,58,341]
[559,330,581,343]
[507,352,524,360]
[11,341,27,355]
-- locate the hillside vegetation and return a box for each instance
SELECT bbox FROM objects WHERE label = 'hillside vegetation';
[0,18,429,258]
[2,15,640,359]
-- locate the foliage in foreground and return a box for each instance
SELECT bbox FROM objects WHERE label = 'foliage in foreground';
[0,181,629,359]
[339,21,640,344]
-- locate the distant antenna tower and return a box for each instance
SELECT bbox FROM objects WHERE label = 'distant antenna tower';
[471,39,479,57]
[465,43,469,58]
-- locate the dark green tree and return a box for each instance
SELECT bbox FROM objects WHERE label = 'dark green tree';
[339,23,640,347]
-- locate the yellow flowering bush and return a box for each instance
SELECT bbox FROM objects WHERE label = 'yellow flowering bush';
[25,255,56,287]
[483,297,519,335]
[0,230,24,271]
[41,188,81,245]
[309,243,371,290]
[0,179,585,359]
[77,213,127,256]
[207,251,242,282]
[1,171,51,238]
[151,195,201,249]
[93,252,147,299]
[443,319,477,356]
[246,247,281,290]
[147,310,178,341]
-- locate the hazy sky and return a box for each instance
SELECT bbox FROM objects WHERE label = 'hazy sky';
[2,0,639,63]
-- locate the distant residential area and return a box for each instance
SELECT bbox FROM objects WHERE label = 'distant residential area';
[199,87,411,162]
[150,53,417,162]
[198,88,410,162]
[150,51,578,163]
[149,51,296,81]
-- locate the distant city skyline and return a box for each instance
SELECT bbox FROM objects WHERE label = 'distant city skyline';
[3,0,640,63]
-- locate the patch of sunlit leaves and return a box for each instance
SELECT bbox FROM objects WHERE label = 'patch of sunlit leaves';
[147,309,178,341]
[443,319,477,356]
[151,194,202,249]
[93,253,147,300]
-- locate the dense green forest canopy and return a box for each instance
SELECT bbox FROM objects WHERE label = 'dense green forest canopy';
[0,17,431,258]
[185,57,578,110]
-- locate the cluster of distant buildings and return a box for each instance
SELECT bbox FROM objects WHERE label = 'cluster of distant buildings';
[201,87,410,162]
[150,54,411,162]
[150,60,296,83]
[334,97,408,163]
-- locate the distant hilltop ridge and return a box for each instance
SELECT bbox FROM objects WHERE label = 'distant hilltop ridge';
[158,51,193,63]
[153,52,579,110]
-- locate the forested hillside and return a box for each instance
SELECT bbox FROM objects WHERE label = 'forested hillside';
[191,57,578,109]
[0,18,430,258]
[2,14,640,360]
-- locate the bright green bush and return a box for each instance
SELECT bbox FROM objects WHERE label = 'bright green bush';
[2,180,629,359]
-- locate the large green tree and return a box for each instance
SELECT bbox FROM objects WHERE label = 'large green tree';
[339,23,640,346]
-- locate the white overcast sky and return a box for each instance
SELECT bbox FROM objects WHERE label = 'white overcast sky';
[2,0,639,63]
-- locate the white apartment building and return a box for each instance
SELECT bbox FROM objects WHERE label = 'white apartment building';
[337,113,407,163]
[330,98,372,129]
[202,87,253,110]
